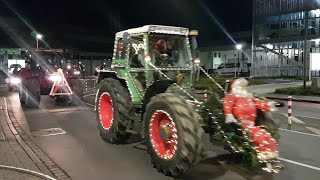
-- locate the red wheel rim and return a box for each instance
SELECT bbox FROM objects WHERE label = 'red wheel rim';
[150,110,178,160]
[98,92,114,129]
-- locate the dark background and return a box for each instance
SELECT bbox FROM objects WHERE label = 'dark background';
[0,0,252,51]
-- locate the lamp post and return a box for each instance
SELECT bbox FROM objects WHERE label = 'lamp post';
[36,34,43,49]
[235,44,243,78]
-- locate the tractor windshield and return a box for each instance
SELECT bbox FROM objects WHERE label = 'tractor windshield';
[148,34,191,68]
[26,49,64,74]
[38,51,63,67]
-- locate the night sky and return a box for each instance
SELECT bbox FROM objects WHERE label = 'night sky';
[0,0,252,51]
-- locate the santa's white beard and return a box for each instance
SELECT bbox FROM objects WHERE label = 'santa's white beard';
[231,87,253,98]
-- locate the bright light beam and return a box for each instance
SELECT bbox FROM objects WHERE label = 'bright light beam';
[1,0,37,33]
[1,0,65,66]
[196,0,237,44]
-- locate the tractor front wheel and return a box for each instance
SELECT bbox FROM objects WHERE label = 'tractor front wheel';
[144,93,204,178]
[96,78,134,144]
[22,79,41,108]
[69,79,84,105]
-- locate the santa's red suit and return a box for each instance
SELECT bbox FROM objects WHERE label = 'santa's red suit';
[223,78,278,160]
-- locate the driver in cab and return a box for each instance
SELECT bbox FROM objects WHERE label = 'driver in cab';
[153,39,173,66]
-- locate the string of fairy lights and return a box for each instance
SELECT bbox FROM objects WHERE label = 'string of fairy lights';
[105,28,282,172]
[145,60,281,172]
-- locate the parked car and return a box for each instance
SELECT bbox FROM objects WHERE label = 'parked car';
[213,62,251,77]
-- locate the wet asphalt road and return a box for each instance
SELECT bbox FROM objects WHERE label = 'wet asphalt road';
[1,86,320,180]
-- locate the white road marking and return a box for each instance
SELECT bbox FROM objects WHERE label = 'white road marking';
[279,128,320,137]
[83,93,96,97]
[41,132,67,137]
[278,157,320,171]
[48,108,83,113]
[84,102,95,107]
[295,115,320,120]
[281,113,305,124]
[306,127,320,135]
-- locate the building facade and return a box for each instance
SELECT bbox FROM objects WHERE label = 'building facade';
[199,0,320,77]
[198,44,251,70]
[253,0,320,77]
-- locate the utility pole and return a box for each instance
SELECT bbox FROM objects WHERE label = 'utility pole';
[303,10,308,89]
[252,0,256,77]
[237,49,240,77]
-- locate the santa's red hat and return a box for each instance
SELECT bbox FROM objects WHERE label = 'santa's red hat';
[227,78,248,93]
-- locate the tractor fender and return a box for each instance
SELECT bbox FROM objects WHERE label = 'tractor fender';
[141,80,175,115]
[97,71,118,83]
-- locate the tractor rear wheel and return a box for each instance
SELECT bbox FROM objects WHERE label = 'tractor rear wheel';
[144,93,204,178]
[23,79,41,108]
[68,79,84,105]
[19,86,26,104]
[96,78,133,144]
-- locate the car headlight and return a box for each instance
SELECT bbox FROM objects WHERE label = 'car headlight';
[74,71,80,75]
[49,75,63,82]
[10,77,21,84]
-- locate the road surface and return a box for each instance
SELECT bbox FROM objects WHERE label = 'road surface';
[2,89,320,180]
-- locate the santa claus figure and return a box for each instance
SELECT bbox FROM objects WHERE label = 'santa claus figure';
[223,78,278,161]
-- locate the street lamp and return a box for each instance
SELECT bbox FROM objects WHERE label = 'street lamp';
[36,34,43,49]
[235,44,243,78]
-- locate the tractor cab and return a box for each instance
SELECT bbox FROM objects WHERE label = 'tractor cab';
[104,25,199,104]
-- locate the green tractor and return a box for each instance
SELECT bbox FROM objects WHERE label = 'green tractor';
[95,25,281,178]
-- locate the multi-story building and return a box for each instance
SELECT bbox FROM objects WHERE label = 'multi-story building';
[199,0,320,77]
[253,0,320,77]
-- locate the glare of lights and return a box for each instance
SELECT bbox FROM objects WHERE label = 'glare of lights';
[194,58,201,64]
[36,34,43,39]
[67,65,71,69]
[236,44,243,50]
[74,71,80,75]
[10,77,21,84]
[49,75,63,82]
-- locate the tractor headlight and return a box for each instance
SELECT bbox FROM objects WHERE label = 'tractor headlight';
[10,77,21,84]
[49,74,63,82]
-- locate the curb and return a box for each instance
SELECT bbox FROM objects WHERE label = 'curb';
[265,96,320,104]
[3,96,71,180]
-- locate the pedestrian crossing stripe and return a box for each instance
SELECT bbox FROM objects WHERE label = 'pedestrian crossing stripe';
[281,113,305,124]
[306,127,320,135]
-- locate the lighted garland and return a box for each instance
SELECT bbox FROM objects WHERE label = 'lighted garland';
[106,31,281,172]
[147,60,282,172]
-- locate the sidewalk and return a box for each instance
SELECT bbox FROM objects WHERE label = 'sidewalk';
[248,81,311,95]
[263,93,320,103]
[0,97,58,180]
